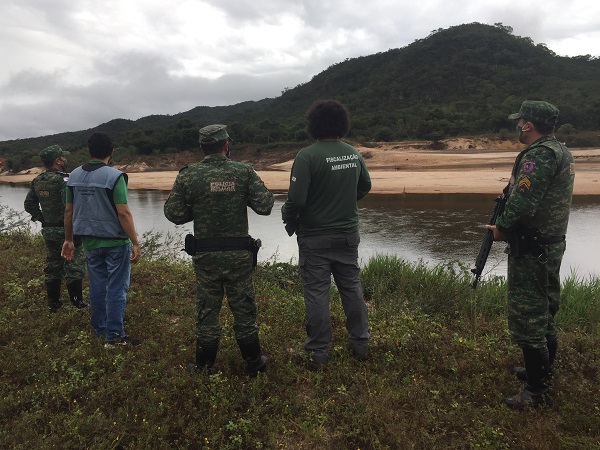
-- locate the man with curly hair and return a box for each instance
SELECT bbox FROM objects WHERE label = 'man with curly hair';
[282,99,372,370]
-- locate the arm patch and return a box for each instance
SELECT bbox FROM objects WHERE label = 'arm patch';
[521,160,536,174]
[517,177,532,195]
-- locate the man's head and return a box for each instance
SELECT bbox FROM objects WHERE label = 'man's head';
[306,99,350,140]
[40,145,69,169]
[87,132,113,159]
[199,124,232,155]
[509,100,559,142]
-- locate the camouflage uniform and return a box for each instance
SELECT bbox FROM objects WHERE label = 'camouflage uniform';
[496,100,575,408]
[24,145,86,311]
[164,124,274,375]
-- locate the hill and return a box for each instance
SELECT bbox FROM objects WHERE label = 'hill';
[1,22,599,171]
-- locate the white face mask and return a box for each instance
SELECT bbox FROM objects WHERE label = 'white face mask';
[515,124,523,139]
[516,122,530,142]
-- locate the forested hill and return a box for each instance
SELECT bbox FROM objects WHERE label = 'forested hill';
[2,22,600,170]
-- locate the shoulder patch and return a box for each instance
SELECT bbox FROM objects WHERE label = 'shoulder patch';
[517,177,532,195]
[521,160,536,175]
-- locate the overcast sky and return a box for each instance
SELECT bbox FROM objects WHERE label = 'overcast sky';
[1,0,599,141]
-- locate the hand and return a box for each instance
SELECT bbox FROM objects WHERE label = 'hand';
[485,225,506,242]
[130,243,141,264]
[61,241,75,261]
[284,221,298,237]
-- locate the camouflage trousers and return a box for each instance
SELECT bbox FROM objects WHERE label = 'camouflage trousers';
[507,241,565,348]
[193,250,258,345]
[44,238,86,284]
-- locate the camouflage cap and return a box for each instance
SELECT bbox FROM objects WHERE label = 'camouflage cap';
[40,145,70,163]
[508,100,559,125]
[198,124,232,144]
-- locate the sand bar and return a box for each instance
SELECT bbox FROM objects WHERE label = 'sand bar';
[2,140,599,195]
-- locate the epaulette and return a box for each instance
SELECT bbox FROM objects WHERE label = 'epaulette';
[179,164,190,173]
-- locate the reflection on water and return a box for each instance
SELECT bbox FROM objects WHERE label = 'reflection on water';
[2,184,599,278]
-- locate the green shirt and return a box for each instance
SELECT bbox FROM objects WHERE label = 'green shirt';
[24,168,69,241]
[66,160,130,250]
[281,140,371,236]
[164,153,274,238]
[496,135,575,236]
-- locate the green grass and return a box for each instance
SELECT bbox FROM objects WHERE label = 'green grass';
[1,233,599,449]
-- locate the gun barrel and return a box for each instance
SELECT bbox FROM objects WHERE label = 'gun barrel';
[471,192,507,289]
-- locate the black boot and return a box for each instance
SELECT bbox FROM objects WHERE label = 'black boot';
[67,280,88,308]
[505,347,552,409]
[46,279,62,313]
[237,334,268,377]
[187,340,219,374]
[512,335,557,382]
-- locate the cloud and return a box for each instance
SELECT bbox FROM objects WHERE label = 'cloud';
[0,50,308,140]
[1,0,599,140]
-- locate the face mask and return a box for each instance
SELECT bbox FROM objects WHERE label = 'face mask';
[60,160,68,171]
[515,124,523,140]
[108,157,113,166]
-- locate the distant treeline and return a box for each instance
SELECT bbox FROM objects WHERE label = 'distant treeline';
[2,22,600,171]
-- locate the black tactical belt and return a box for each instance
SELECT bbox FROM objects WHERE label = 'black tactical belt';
[509,229,565,257]
[184,234,262,267]
[42,221,64,228]
[536,234,565,245]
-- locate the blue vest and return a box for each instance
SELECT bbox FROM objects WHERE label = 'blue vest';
[68,164,128,239]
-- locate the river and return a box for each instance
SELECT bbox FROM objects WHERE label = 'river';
[1,183,599,279]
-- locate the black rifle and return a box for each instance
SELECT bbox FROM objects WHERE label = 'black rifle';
[471,189,508,289]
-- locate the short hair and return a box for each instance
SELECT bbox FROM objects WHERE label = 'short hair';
[529,120,555,135]
[201,139,228,155]
[87,132,113,159]
[306,99,350,140]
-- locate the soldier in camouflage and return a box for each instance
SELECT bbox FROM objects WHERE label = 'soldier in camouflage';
[164,124,274,376]
[487,100,575,409]
[24,145,87,312]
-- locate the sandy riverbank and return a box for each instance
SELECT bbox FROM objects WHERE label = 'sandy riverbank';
[2,139,599,195]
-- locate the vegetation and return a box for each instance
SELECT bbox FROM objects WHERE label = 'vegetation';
[2,22,600,171]
[1,226,599,449]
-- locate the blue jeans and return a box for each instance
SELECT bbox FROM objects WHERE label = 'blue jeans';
[86,244,131,342]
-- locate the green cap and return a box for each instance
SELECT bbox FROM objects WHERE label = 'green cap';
[508,100,559,125]
[40,145,69,163]
[198,124,231,144]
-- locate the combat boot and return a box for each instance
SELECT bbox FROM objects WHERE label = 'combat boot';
[505,347,553,410]
[512,335,557,382]
[67,279,88,309]
[187,340,219,374]
[237,333,268,377]
[46,279,62,313]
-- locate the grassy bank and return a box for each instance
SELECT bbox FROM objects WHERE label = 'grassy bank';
[1,231,599,449]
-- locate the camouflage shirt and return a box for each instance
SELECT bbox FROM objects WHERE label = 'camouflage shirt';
[24,168,69,241]
[163,153,274,237]
[496,135,575,236]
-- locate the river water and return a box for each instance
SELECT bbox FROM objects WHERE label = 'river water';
[1,183,599,279]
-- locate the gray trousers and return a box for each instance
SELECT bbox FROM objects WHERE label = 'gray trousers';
[298,231,369,363]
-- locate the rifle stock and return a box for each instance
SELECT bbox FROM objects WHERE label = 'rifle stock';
[471,193,507,288]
